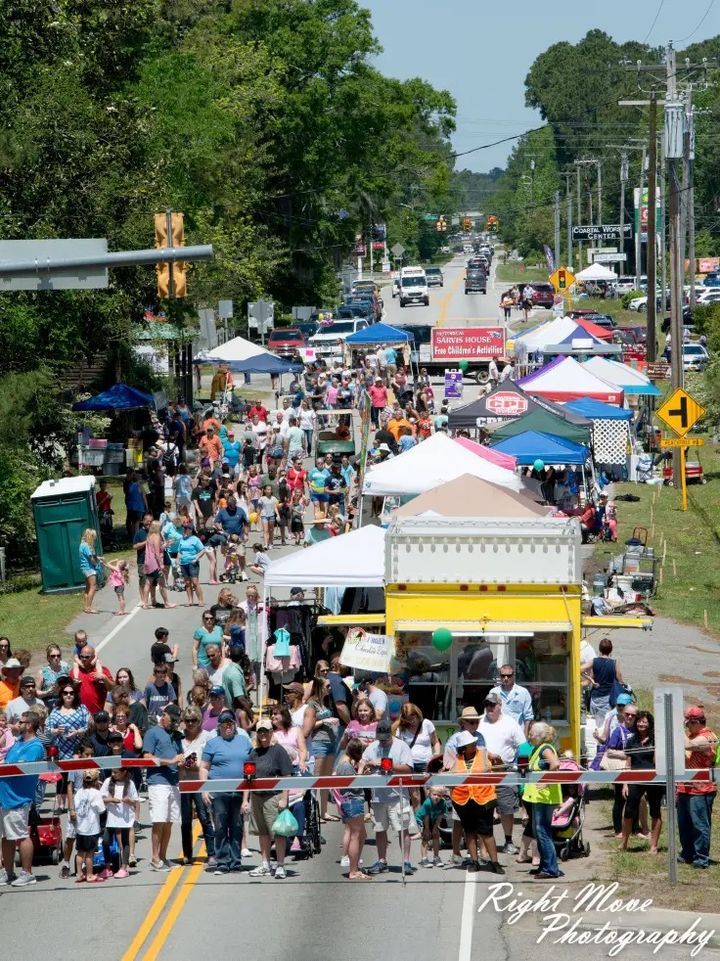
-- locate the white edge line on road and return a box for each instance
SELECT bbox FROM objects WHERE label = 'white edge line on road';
[458,870,477,961]
[94,604,141,655]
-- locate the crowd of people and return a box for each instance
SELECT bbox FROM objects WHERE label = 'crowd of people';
[0,619,715,887]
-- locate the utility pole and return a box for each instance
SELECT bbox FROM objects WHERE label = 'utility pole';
[576,164,583,268]
[635,146,647,290]
[619,152,628,240]
[685,90,697,308]
[646,91,658,363]
[564,170,573,270]
[597,160,603,227]
[554,191,561,268]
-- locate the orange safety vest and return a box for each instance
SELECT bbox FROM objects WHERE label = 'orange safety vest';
[451,748,496,807]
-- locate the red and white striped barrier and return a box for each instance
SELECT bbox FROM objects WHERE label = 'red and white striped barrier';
[0,756,713,790]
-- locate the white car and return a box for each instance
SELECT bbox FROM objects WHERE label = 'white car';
[309,318,368,356]
[696,289,720,305]
[682,343,709,371]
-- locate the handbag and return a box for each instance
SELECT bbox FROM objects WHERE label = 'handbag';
[609,677,629,707]
[271,807,299,837]
[599,752,627,771]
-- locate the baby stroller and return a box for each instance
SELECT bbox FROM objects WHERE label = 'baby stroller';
[170,556,186,592]
[551,758,590,861]
[28,768,63,866]
[100,508,119,551]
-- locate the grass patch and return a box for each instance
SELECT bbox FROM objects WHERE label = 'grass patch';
[593,440,720,634]
[0,583,83,655]
[496,263,550,284]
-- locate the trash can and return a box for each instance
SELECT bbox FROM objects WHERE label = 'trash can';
[31,476,101,594]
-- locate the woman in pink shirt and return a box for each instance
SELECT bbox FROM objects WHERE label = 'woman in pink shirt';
[271,705,308,771]
[368,378,388,427]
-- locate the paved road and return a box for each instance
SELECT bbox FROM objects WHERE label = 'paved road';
[382,254,508,330]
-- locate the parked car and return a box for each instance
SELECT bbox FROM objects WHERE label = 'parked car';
[295,320,318,339]
[585,313,617,331]
[682,342,710,371]
[267,328,306,356]
[309,318,369,357]
[425,266,444,287]
[529,283,555,309]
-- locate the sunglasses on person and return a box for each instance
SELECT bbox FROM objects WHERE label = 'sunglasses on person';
[79,654,94,660]
[203,616,215,622]
[48,653,61,659]
[61,690,75,697]
[499,673,514,679]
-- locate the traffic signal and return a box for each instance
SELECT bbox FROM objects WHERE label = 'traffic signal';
[557,268,567,290]
[155,211,186,298]
[436,215,447,232]
[487,215,499,233]
[463,217,471,232]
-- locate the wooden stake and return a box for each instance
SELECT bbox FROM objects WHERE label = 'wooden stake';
[659,566,664,585]
[704,610,709,631]
[662,540,667,563]
[651,524,655,540]
[672,558,676,577]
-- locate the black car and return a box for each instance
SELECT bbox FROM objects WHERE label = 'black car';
[465,268,487,294]
[295,320,318,339]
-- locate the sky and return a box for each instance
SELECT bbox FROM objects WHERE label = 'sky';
[362,0,720,172]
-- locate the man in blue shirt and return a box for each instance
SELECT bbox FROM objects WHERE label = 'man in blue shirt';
[143,704,184,871]
[200,711,252,874]
[488,664,534,734]
[0,711,46,887]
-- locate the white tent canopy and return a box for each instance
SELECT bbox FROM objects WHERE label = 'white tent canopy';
[195,335,277,363]
[514,315,604,352]
[362,432,523,496]
[264,524,386,588]
[575,263,618,282]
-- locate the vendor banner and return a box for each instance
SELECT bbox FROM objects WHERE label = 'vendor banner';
[340,628,395,673]
[431,326,505,362]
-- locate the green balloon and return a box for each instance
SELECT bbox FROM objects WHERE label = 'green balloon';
[533,459,545,472]
[432,628,453,652]
[458,359,469,372]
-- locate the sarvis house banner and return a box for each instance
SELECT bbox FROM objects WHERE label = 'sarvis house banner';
[340,628,395,672]
[431,326,506,361]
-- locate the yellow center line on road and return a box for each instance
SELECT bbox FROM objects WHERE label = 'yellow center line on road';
[436,269,464,327]
[143,858,206,961]
[120,823,202,961]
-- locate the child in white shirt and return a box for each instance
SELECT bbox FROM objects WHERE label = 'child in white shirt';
[100,769,140,878]
[71,770,106,883]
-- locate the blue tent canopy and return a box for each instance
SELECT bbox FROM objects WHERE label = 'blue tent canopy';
[565,398,633,421]
[489,430,588,465]
[345,322,414,345]
[72,383,154,412]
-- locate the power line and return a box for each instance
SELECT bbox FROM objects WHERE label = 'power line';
[676,0,716,43]
[643,0,666,44]
[451,125,548,158]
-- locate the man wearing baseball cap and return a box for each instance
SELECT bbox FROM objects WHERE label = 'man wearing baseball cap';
[677,705,718,867]
[200,710,252,874]
[0,658,23,710]
[361,719,415,874]
[142,704,185,871]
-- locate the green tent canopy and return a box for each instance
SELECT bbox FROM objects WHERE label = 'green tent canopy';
[490,407,590,445]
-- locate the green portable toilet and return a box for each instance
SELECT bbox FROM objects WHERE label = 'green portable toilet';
[31,476,101,594]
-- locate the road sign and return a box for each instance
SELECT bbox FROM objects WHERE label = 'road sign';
[646,361,671,380]
[572,224,632,241]
[660,437,705,448]
[549,267,576,292]
[391,243,405,258]
[656,387,706,437]
[593,252,627,263]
